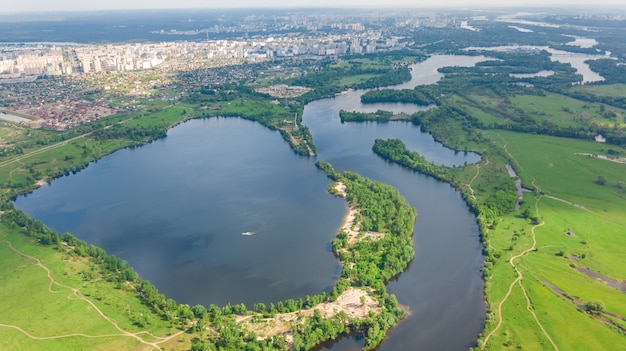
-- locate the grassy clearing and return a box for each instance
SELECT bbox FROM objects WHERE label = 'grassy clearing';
[0,226,183,351]
[571,83,626,99]
[338,74,378,86]
[509,93,626,129]
[486,130,626,221]
[466,105,510,127]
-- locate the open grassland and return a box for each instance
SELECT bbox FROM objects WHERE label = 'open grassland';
[0,227,187,351]
[480,131,626,350]
[462,104,509,127]
[374,85,626,350]
[454,89,626,130]
[486,130,626,222]
[571,83,626,99]
[509,93,626,129]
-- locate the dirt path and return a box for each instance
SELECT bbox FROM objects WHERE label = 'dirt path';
[0,323,131,341]
[480,143,562,350]
[481,196,558,350]
[0,120,121,169]
[468,157,489,201]
[502,143,523,172]
[0,240,167,350]
[544,195,593,213]
[519,279,559,351]
[575,153,626,165]
[0,133,91,169]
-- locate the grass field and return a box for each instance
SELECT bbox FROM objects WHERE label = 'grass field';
[571,83,626,99]
[509,93,626,129]
[456,89,626,130]
[487,130,626,221]
[0,226,188,351]
[479,130,626,350]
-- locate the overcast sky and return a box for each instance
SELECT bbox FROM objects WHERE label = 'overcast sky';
[1,0,624,14]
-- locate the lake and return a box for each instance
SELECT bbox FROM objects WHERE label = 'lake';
[16,55,487,350]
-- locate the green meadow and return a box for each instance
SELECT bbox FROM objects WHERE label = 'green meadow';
[0,226,187,351]
[479,130,626,350]
[508,93,626,129]
[571,83,626,99]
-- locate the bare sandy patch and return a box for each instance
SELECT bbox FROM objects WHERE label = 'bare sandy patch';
[333,181,385,246]
[238,287,379,339]
[333,182,347,197]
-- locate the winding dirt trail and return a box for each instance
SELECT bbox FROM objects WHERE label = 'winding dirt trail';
[468,157,489,201]
[0,240,172,350]
[519,279,559,351]
[481,196,546,349]
[480,172,560,350]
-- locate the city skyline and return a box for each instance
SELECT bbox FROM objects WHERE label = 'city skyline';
[1,0,625,14]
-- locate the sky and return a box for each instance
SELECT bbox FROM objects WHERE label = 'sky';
[1,0,624,14]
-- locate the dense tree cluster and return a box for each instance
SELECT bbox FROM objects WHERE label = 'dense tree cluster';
[339,109,409,123]
[361,88,436,105]
[373,139,451,182]
[411,105,488,150]
[92,124,168,143]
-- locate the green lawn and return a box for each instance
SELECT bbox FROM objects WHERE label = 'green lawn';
[0,226,183,351]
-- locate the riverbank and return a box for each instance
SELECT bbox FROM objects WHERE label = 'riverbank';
[334,182,385,246]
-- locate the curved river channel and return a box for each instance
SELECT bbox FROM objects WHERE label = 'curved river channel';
[16,55,486,350]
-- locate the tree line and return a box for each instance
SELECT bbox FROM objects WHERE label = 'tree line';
[361,88,436,105]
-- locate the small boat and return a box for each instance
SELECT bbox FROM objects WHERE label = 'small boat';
[242,231,256,236]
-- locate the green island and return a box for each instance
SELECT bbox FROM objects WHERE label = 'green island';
[339,110,412,123]
[1,13,626,351]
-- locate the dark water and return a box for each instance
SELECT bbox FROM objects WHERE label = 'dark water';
[16,55,486,349]
[16,118,346,307]
[305,55,487,350]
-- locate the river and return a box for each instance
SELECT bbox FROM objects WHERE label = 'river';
[464,45,612,83]
[306,55,486,350]
[15,55,487,350]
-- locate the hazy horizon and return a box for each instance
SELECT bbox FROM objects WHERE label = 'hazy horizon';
[1,0,624,15]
